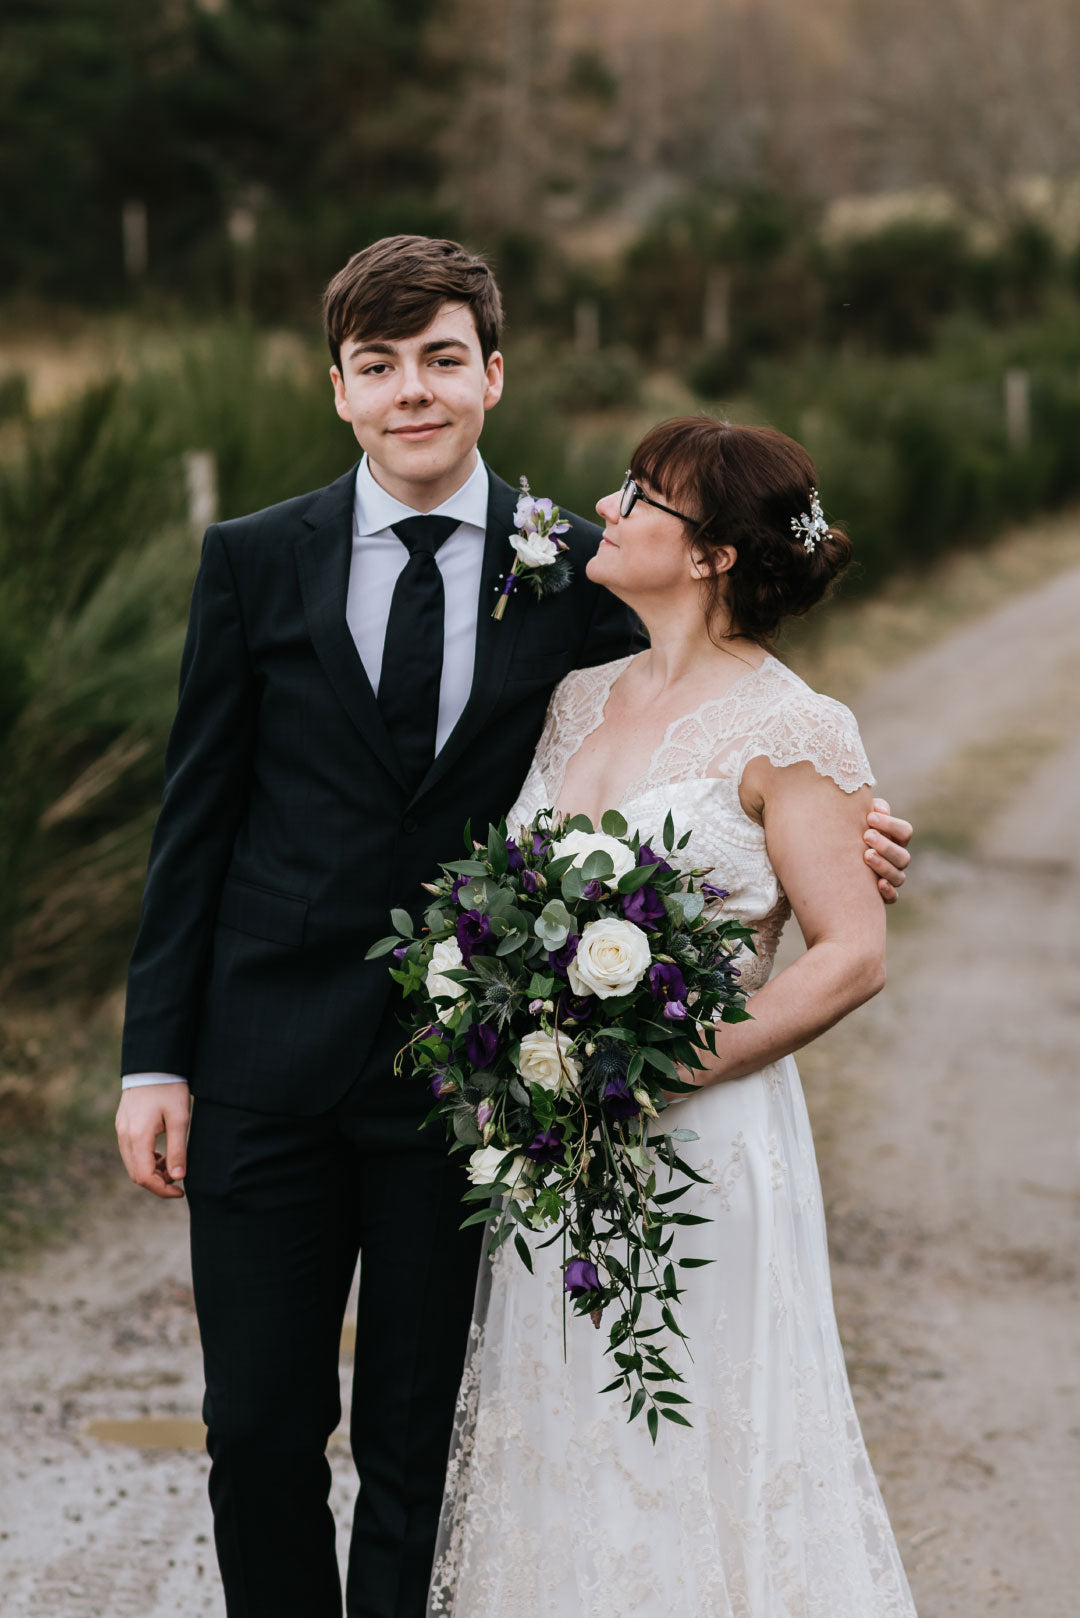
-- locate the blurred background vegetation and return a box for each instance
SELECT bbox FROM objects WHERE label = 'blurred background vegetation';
[3,0,1080,1253]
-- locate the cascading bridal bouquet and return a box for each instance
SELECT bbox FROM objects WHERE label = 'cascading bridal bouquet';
[365,809,754,1440]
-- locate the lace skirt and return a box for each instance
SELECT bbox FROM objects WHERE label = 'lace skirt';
[427,1056,918,1618]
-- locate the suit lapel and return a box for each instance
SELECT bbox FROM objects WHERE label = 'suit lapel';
[411,471,524,804]
[294,464,408,791]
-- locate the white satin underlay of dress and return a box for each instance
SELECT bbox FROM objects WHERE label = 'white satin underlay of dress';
[427,653,918,1618]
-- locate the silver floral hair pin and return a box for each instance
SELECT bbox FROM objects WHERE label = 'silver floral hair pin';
[791,490,830,553]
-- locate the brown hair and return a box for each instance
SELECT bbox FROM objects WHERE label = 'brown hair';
[630,417,852,645]
[322,235,504,369]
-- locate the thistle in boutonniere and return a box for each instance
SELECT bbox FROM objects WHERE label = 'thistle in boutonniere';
[492,476,575,621]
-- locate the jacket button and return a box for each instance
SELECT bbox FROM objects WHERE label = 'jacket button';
[402,815,419,835]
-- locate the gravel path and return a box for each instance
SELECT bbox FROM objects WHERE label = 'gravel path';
[2,567,1079,1616]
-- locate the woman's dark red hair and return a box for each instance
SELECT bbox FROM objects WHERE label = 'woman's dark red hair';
[630,417,852,645]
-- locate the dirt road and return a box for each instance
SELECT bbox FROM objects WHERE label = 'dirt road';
[2,569,1078,1617]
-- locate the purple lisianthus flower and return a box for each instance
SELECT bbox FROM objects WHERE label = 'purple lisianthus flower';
[505,838,525,872]
[476,1100,495,1128]
[464,1022,499,1069]
[557,988,595,1025]
[638,843,674,876]
[620,883,666,928]
[532,831,548,856]
[662,999,689,1021]
[602,1075,640,1119]
[581,878,603,902]
[392,944,409,961]
[526,1126,563,1163]
[701,881,729,902]
[430,1071,455,1099]
[548,934,581,980]
[521,869,541,895]
[451,874,470,905]
[648,961,688,1005]
[564,1257,601,1298]
[456,909,494,965]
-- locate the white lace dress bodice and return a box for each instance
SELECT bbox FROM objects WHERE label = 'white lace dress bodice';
[508,653,872,994]
[428,655,918,1618]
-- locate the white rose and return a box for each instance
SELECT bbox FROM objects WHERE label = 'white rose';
[567,917,651,999]
[466,1146,533,1202]
[425,937,467,1023]
[510,528,558,568]
[515,1029,581,1093]
[551,829,635,884]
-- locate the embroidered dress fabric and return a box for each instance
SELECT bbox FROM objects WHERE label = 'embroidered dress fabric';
[427,654,918,1618]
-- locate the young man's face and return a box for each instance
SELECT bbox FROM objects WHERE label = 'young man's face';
[330,301,503,509]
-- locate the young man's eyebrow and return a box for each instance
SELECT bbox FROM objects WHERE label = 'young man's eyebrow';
[418,338,470,356]
[346,336,472,362]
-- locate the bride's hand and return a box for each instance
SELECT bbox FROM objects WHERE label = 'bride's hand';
[863,797,912,903]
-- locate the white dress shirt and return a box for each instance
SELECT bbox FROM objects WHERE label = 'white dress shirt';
[122,453,491,1091]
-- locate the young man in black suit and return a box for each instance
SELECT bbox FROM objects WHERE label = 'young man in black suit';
[115,235,913,1618]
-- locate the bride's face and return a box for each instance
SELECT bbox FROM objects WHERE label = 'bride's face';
[588,477,702,605]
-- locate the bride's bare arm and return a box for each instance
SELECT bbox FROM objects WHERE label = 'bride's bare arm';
[684,757,886,1089]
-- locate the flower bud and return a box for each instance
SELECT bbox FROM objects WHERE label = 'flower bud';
[529,998,544,1014]
[584,1041,596,1056]
[542,999,554,1014]
[633,1088,659,1119]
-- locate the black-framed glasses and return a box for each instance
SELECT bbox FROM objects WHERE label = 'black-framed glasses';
[619,470,698,525]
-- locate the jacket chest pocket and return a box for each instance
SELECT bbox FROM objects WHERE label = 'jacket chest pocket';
[216,877,308,948]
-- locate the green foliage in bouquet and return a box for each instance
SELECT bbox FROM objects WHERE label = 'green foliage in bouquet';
[366,808,755,1440]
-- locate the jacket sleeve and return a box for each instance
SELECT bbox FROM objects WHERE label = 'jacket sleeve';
[120,525,259,1076]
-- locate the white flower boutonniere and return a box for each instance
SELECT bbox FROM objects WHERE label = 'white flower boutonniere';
[493,476,575,621]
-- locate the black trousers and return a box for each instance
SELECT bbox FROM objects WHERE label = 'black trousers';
[184,1016,483,1618]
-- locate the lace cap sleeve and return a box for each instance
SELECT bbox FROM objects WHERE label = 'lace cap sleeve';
[737,680,875,795]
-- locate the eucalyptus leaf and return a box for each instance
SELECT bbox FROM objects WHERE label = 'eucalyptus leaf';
[560,865,586,903]
[580,849,615,881]
[600,809,628,838]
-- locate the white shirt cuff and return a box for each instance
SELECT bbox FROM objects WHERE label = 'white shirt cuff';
[121,1073,189,1089]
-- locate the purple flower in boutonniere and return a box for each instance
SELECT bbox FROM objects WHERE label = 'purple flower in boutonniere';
[492,476,574,621]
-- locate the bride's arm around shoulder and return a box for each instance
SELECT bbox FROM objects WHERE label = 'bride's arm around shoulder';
[692,695,886,1090]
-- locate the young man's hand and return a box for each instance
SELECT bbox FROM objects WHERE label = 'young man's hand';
[116,1082,191,1198]
[864,797,912,904]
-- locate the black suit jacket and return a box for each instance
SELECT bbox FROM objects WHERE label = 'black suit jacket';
[121,465,640,1114]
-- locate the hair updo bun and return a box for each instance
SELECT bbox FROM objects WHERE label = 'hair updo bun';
[629,417,852,645]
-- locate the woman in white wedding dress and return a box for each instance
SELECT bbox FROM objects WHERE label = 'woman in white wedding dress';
[428,418,918,1618]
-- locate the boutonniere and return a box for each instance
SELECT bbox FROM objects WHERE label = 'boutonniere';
[492,477,575,621]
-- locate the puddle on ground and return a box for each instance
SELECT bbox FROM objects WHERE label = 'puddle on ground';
[86,1417,207,1449]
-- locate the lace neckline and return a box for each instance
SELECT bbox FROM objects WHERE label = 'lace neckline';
[555,651,779,816]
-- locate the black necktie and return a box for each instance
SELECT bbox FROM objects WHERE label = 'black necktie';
[378,515,461,791]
